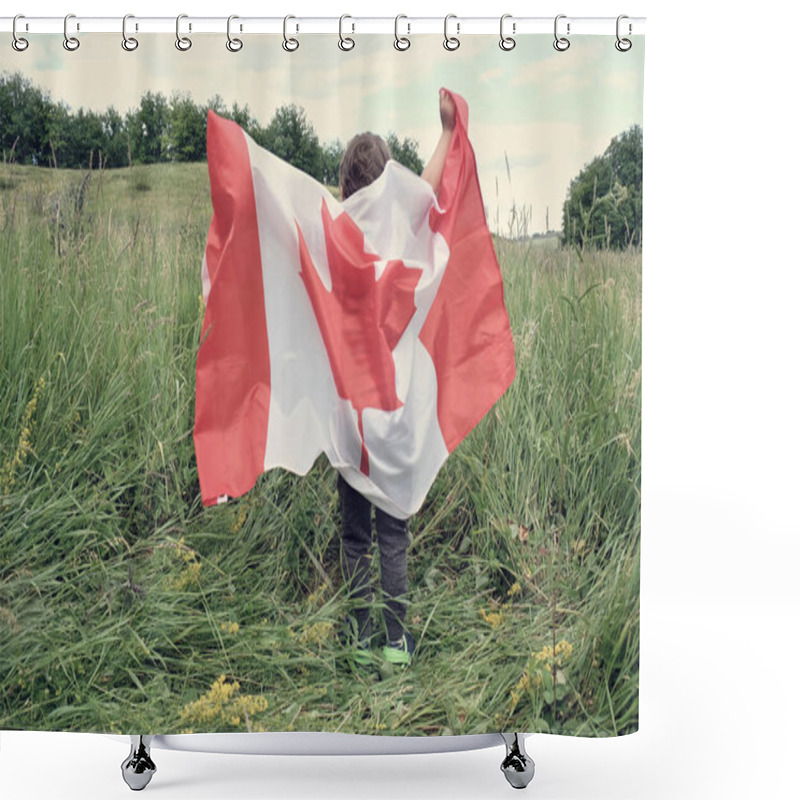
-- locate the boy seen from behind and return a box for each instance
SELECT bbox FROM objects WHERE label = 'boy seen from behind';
[337,88,456,670]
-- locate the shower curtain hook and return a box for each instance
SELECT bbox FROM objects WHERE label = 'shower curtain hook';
[63,14,80,51]
[499,14,515,51]
[12,14,29,52]
[338,15,355,51]
[121,14,138,51]
[443,14,460,51]
[554,14,570,51]
[176,13,192,51]
[394,15,410,51]
[283,15,299,52]
[615,15,632,51]
[226,15,243,51]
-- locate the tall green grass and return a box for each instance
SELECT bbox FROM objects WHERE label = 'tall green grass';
[0,161,640,737]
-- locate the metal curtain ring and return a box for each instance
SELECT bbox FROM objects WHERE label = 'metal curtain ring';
[63,13,80,51]
[338,14,355,51]
[226,15,243,51]
[122,14,138,51]
[499,14,515,51]
[554,14,570,51]
[394,14,410,51]
[443,14,460,51]
[12,14,29,51]
[615,14,632,51]
[176,14,192,51]
[283,15,299,52]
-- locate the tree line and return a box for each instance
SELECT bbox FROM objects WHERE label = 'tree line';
[561,125,642,249]
[0,70,423,184]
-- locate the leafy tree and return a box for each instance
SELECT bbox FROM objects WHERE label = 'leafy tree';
[562,125,642,249]
[320,139,344,188]
[127,90,169,164]
[164,91,207,162]
[67,108,107,168]
[99,107,128,168]
[261,104,322,179]
[230,100,255,131]
[206,93,227,116]
[41,102,71,167]
[385,132,424,175]
[0,71,55,164]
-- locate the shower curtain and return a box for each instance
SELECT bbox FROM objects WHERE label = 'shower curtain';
[0,26,643,740]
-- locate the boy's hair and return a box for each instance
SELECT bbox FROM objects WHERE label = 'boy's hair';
[339,133,392,200]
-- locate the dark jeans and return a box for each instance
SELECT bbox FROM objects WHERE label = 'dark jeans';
[338,474,410,643]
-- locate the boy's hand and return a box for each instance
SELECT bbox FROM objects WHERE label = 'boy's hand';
[423,89,457,193]
[439,89,456,131]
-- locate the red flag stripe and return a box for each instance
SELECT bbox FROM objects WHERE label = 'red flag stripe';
[420,90,516,452]
[194,111,271,506]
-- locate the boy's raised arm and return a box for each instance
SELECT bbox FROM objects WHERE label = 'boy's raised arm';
[421,88,456,195]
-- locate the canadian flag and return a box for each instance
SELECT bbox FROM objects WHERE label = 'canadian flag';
[194,89,515,519]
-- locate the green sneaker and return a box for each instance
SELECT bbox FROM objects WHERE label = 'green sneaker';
[382,631,416,667]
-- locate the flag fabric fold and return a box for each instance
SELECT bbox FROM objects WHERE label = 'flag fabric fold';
[194,89,515,519]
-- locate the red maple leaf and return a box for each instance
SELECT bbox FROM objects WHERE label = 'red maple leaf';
[296,200,422,475]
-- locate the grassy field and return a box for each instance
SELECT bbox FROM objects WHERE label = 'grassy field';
[0,160,640,737]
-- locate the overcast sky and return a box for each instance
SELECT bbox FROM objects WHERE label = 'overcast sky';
[2,32,644,235]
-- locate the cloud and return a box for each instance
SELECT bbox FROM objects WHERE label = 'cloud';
[478,66,505,84]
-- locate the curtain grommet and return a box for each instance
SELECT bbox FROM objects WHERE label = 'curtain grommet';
[394,15,410,51]
[444,14,460,51]
[338,14,355,51]
[499,14,515,51]
[12,14,29,51]
[283,15,299,52]
[226,15,243,52]
[121,13,138,51]
[176,13,192,51]
[63,13,80,51]
[554,14,570,51]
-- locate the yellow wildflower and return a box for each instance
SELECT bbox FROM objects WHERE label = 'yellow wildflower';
[555,639,573,659]
[534,645,553,664]
[479,607,506,629]
[509,639,573,712]
[297,620,334,647]
[169,540,202,590]
[171,560,202,590]
[178,674,268,732]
